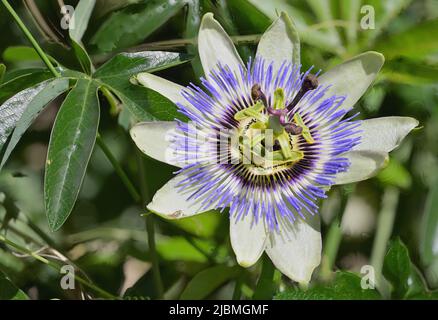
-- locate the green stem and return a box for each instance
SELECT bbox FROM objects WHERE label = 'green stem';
[100,87,121,116]
[136,152,164,299]
[21,216,58,249]
[319,191,349,280]
[0,234,118,299]
[96,134,141,203]
[253,254,276,300]
[320,216,342,280]
[232,271,244,300]
[370,187,400,297]
[1,0,60,78]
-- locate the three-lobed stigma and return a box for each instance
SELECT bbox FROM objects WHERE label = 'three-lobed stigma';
[233,79,318,169]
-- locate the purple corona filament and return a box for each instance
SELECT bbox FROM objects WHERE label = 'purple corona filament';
[170,57,360,230]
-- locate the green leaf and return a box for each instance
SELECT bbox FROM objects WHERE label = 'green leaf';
[1,79,57,152]
[0,78,70,170]
[184,0,203,78]
[94,51,189,82]
[94,0,144,18]
[45,79,100,231]
[95,51,189,122]
[382,238,412,297]
[90,0,186,52]
[180,265,241,299]
[0,272,29,300]
[375,19,438,60]
[69,0,96,43]
[420,179,438,288]
[2,46,40,62]
[227,0,271,34]
[404,265,430,299]
[112,82,185,122]
[275,271,381,300]
[71,41,94,75]
[69,0,96,74]
[0,70,52,103]
[377,157,412,189]
[382,238,429,299]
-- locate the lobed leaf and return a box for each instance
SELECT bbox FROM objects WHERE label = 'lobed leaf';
[1,80,57,152]
[45,79,100,231]
[0,78,70,170]
[95,51,190,122]
[94,51,189,82]
[0,70,52,103]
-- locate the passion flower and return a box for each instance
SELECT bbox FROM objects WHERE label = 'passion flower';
[130,12,418,284]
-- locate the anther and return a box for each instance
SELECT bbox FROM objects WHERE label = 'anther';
[251,84,268,107]
[284,123,303,135]
[287,73,319,111]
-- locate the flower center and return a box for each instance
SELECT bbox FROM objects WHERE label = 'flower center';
[232,81,317,175]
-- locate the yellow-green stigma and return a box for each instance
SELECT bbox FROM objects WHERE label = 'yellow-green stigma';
[233,86,315,171]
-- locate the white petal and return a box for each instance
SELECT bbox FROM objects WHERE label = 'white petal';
[356,117,419,153]
[256,12,300,72]
[135,73,186,105]
[230,214,267,267]
[147,174,216,219]
[266,216,322,284]
[334,150,388,185]
[318,51,385,112]
[335,117,418,185]
[130,121,182,167]
[198,13,244,76]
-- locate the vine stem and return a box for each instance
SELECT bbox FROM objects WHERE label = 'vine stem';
[319,216,343,280]
[370,187,400,297]
[0,234,118,299]
[96,134,141,203]
[1,0,60,77]
[319,190,350,280]
[232,271,244,300]
[136,151,164,299]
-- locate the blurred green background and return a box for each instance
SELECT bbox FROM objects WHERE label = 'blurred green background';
[0,0,437,300]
